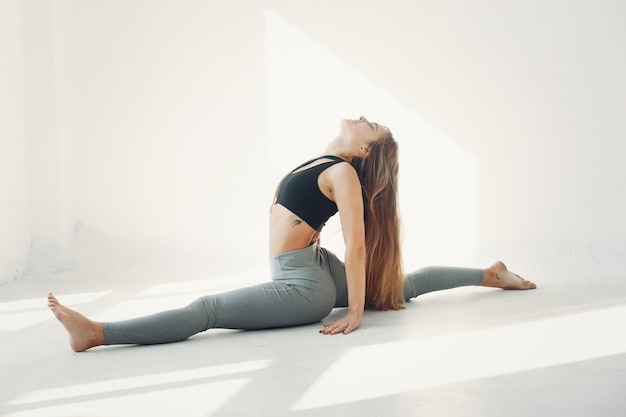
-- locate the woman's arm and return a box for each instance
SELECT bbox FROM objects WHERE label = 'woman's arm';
[319,163,366,335]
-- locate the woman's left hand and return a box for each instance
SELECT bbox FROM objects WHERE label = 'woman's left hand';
[319,311,362,335]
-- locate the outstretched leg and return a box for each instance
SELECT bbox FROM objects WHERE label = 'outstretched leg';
[48,293,104,352]
[49,279,336,351]
[403,261,536,300]
[102,280,335,346]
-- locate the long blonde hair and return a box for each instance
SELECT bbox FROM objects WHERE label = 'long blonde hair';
[351,132,404,310]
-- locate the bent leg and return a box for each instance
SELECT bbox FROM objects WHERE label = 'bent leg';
[403,266,484,301]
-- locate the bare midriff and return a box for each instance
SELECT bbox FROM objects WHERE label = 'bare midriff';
[269,204,321,257]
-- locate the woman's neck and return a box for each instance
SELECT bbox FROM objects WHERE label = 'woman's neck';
[324,136,357,162]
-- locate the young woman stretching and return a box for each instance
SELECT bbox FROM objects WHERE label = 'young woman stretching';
[48,116,536,352]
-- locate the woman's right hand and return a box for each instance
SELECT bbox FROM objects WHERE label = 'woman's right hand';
[319,310,362,335]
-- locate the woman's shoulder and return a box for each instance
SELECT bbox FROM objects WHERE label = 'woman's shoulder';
[322,159,360,189]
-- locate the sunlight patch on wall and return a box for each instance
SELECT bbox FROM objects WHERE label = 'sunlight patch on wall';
[264,9,477,266]
[292,304,626,410]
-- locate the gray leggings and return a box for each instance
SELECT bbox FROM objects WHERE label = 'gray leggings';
[104,244,483,345]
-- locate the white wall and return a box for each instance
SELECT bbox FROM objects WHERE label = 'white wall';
[21,0,74,274]
[2,0,625,283]
[53,0,274,274]
[266,0,626,277]
[0,1,29,282]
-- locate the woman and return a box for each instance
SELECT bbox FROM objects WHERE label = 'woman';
[48,116,536,352]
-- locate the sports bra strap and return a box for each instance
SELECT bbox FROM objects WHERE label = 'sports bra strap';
[290,155,346,173]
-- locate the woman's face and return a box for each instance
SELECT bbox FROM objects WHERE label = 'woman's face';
[341,116,387,147]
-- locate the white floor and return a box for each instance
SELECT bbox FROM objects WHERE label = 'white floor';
[1,265,625,417]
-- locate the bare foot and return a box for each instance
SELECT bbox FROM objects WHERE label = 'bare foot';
[482,261,537,290]
[48,293,104,352]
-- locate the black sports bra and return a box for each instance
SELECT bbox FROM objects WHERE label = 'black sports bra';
[274,155,347,231]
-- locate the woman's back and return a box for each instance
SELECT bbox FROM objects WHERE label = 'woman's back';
[269,156,348,256]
